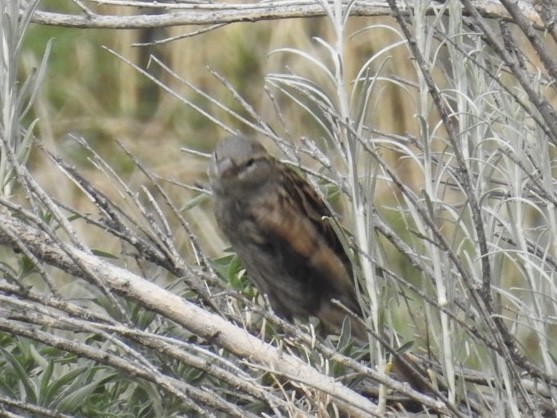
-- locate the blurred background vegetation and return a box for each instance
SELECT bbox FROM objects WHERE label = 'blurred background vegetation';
[24,11,418,258]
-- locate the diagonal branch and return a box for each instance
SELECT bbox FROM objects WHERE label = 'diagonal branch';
[0,210,441,417]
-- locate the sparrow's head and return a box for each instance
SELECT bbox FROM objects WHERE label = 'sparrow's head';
[209,135,274,196]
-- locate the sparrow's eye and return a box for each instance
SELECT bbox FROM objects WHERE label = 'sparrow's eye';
[245,158,256,169]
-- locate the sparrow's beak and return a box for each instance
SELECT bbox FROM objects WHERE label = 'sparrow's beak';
[214,156,235,177]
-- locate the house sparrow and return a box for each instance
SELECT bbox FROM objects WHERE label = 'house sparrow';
[209,135,365,338]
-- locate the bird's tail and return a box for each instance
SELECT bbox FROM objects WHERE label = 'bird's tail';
[317,300,432,393]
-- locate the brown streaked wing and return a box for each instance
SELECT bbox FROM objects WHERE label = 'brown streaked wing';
[279,163,353,274]
[253,161,358,310]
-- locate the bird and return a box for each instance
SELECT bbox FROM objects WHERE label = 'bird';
[208,134,365,339]
[209,135,432,393]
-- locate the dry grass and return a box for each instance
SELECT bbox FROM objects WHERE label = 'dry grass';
[25,16,421,257]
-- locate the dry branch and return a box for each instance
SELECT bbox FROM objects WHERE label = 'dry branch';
[29,0,542,29]
[0,210,456,417]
